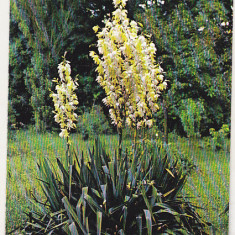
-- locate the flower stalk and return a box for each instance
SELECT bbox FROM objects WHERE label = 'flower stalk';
[90,0,167,153]
[50,52,78,199]
[50,52,78,141]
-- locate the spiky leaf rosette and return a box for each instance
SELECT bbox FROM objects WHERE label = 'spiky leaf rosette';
[23,140,209,234]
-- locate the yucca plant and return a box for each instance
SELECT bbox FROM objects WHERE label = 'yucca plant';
[23,139,208,234]
[22,6,208,232]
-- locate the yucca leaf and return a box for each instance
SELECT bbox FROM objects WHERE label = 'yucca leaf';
[69,222,79,235]
[119,229,125,235]
[85,216,89,234]
[154,209,179,217]
[97,211,102,235]
[76,195,84,222]
[44,218,52,232]
[144,210,152,235]
[130,149,139,175]
[154,202,177,211]
[108,161,117,197]
[62,221,70,233]
[136,216,142,235]
[81,152,88,185]
[140,184,154,222]
[40,181,59,212]
[108,204,124,215]
[48,230,54,235]
[26,222,43,229]
[91,188,101,198]
[69,164,73,200]
[166,168,175,178]
[154,203,193,220]
[50,221,69,232]
[88,148,102,187]
[151,185,162,206]
[62,196,87,234]
[102,165,109,175]
[100,184,107,205]
[122,206,127,230]
[116,164,125,195]
[172,175,187,198]
[56,158,69,187]
[130,164,141,189]
[38,158,61,211]
[50,209,66,217]
[163,188,175,197]
[121,152,129,194]
[164,229,175,235]
[84,193,105,214]
[82,187,88,227]
[27,198,47,215]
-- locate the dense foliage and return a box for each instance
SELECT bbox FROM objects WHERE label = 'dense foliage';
[131,0,232,135]
[9,0,114,130]
[9,0,232,136]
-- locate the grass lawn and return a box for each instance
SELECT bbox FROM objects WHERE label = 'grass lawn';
[167,134,230,234]
[6,129,230,234]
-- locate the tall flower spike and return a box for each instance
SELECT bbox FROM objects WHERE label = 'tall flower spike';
[50,53,78,138]
[90,0,167,129]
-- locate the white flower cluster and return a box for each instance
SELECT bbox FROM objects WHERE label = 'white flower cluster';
[50,58,78,138]
[113,0,128,8]
[90,0,167,129]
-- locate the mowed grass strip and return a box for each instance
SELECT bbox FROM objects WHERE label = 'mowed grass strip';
[168,135,230,234]
[6,129,230,234]
[6,129,65,233]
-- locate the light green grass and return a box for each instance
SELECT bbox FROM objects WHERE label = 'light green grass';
[6,129,230,234]
[167,134,230,234]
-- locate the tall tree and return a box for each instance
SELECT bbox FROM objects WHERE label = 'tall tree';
[8,14,32,128]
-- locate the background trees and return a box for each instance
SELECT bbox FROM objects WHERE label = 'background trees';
[9,0,114,131]
[131,0,232,136]
[9,0,232,136]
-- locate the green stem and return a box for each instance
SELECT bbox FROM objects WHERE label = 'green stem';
[143,126,146,144]
[66,136,72,201]
[162,98,168,144]
[118,127,123,159]
[66,137,70,168]
[134,125,137,151]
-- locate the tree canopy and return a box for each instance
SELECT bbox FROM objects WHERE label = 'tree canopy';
[132,0,232,135]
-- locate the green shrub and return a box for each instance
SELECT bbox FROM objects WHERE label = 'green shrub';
[179,98,205,138]
[77,105,112,140]
[209,124,230,150]
[22,139,208,234]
